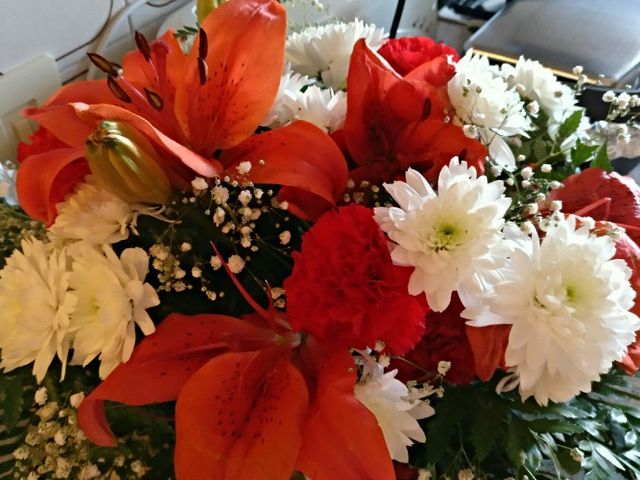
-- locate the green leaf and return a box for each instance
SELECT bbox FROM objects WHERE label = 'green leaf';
[591,143,613,172]
[471,404,504,461]
[2,375,24,431]
[571,140,599,167]
[506,418,535,466]
[557,449,583,475]
[593,442,625,471]
[556,110,583,144]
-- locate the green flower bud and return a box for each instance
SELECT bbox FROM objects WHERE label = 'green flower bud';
[85,121,172,205]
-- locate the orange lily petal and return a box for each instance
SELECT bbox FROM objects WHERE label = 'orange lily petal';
[78,313,275,447]
[173,0,286,156]
[16,147,89,225]
[465,324,511,381]
[296,348,394,480]
[222,121,349,220]
[44,79,118,107]
[175,350,309,480]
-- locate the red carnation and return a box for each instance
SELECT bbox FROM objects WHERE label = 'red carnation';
[402,294,476,384]
[284,205,427,354]
[378,36,459,83]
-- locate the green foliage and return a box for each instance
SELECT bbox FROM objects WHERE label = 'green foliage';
[411,369,640,479]
[0,200,46,267]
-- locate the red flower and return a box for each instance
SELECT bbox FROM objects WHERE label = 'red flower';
[378,36,459,83]
[18,0,347,225]
[398,294,510,384]
[285,205,427,354]
[340,40,486,185]
[79,290,394,480]
[549,168,640,243]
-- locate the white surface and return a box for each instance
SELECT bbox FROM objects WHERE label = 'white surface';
[0,55,61,161]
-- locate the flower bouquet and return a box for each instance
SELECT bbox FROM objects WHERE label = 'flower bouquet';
[2,0,640,479]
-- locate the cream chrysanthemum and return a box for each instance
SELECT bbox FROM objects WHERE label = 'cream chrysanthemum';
[355,362,432,463]
[286,19,385,90]
[0,238,76,382]
[501,57,579,125]
[465,217,640,405]
[262,70,346,132]
[69,244,158,379]
[374,158,511,312]
[49,176,136,245]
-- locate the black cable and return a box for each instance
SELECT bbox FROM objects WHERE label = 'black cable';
[389,0,406,39]
[55,0,115,62]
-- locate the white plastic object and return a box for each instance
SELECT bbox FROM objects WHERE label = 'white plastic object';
[0,54,61,162]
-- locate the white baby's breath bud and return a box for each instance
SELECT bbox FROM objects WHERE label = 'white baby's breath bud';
[35,387,48,406]
[570,448,585,463]
[458,470,475,480]
[521,221,536,235]
[228,255,245,274]
[572,65,584,75]
[180,242,192,252]
[536,193,546,203]
[236,161,252,175]
[521,180,532,189]
[279,231,291,245]
[490,165,502,176]
[437,360,452,375]
[515,83,526,94]
[379,354,391,368]
[374,340,386,352]
[13,447,29,460]
[581,217,596,230]
[279,200,289,211]
[517,154,526,162]
[549,180,562,190]
[212,186,230,204]
[549,200,563,211]
[191,177,208,191]
[617,92,631,109]
[527,100,540,115]
[505,177,515,186]
[191,267,202,278]
[173,281,186,292]
[174,268,186,279]
[239,190,252,206]
[54,431,66,446]
[69,392,85,409]
[540,163,552,173]
[520,166,533,179]
[463,124,479,139]
[210,256,222,270]
[524,203,538,215]
[602,90,616,103]
[417,469,432,480]
[213,207,226,226]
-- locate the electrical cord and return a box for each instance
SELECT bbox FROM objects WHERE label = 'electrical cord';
[86,0,152,80]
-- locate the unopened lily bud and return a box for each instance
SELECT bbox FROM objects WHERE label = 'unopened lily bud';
[85,120,172,205]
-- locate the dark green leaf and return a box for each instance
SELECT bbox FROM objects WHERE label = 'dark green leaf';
[471,404,504,461]
[506,418,535,466]
[571,140,599,167]
[557,449,583,475]
[2,375,24,431]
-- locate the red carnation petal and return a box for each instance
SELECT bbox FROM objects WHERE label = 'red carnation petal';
[78,313,275,446]
[466,324,511,381]
[295,349,394,480]
[175,350,309,480]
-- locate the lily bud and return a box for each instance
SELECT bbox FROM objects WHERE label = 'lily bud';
[85,121,172,205]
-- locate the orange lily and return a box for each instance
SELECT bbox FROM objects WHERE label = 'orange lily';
[78,263,394,480]
[339,39,486,185]
[18,0,347,224]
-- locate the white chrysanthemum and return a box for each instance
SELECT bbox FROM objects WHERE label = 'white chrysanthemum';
[448,53,531,170]
[465,217,640,405]
[69,244,158,379]
[355,363,432,463]
[374,158,511,312]
[0,238,76,382]
[49,176,136,245]
[286,19,385,89]
[501,57,579,124]
[262,70,346,132]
